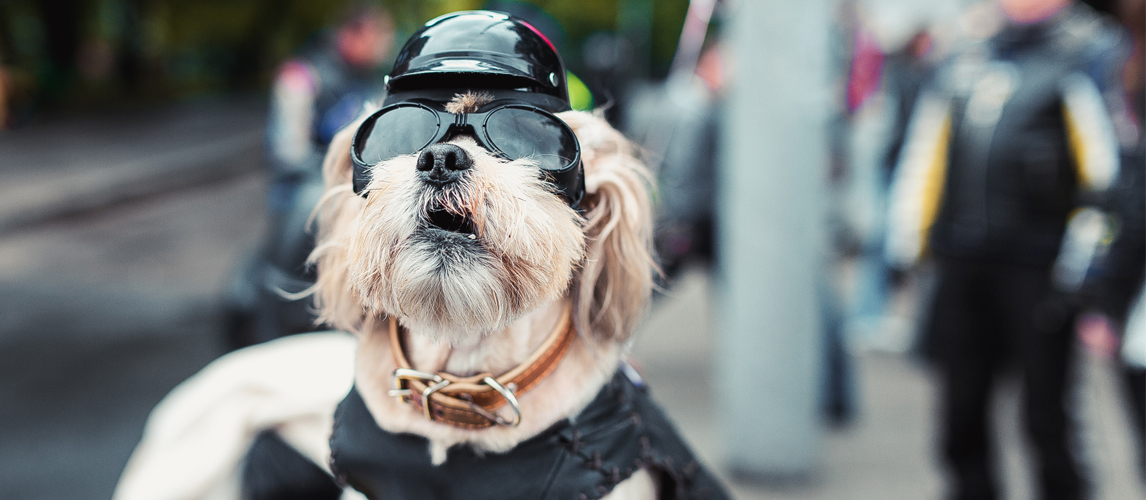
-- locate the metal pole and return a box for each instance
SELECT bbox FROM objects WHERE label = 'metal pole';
[716,0,831,479]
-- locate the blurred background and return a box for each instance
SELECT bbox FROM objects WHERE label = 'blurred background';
[0,0,1142,499]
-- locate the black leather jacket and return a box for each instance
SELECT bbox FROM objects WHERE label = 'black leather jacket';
[915,5,1126,266]
[329,371,731,500]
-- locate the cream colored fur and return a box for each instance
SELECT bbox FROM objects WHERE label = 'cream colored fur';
[308,94,657,497]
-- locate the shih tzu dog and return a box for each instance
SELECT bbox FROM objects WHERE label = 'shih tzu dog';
[115,11,728,500]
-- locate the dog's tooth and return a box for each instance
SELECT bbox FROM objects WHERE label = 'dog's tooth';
[468,234,477,240]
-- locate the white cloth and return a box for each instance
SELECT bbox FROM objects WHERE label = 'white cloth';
[113,332,357,500]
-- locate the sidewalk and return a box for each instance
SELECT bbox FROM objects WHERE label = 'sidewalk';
[631,269,1146,500]
[0,97,265,233]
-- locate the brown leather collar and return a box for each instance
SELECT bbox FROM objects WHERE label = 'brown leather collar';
[386,307,575,429]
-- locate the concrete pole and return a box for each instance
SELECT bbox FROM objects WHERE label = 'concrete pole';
[715,0,831,479]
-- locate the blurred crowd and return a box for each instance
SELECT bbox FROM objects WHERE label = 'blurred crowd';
[833,1,1145,499]
[630,0,1145,497]
[1,0,1144,498]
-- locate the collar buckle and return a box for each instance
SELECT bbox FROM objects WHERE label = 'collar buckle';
[388,368,443,400]
[386,307,573,429]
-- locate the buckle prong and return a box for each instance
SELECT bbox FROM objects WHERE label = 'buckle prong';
[421,379,452,421]
[482,376,522,427]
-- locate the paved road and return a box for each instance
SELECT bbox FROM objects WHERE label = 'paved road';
[0,97,263,233]
[0,174,266,500]
[0,100,268,499]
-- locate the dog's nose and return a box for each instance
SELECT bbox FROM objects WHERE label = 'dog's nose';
[417,143,471,185]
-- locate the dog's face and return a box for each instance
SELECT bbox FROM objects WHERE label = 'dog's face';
[311,92,654,344]
[341,95,585,342]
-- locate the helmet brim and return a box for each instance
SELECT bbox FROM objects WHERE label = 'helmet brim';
[390,53,553,89]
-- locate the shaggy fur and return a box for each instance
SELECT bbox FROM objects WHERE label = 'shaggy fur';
[443,91,494,114]
[307,93,657,496]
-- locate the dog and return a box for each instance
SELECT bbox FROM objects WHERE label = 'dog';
[114,96,724,500]
[310,92,657,497]
[116,11,728,500]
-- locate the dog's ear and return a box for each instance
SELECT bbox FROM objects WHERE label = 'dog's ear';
[559,111,656,343]
[309,118,370,334]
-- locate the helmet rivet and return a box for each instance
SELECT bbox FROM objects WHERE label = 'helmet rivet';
[383,75,391,89]
[548,72,559,87]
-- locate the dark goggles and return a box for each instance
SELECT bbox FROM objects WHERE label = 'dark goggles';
[351,99,584,206]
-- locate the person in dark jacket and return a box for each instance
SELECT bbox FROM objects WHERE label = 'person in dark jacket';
[1076,0,1146,477]
[226,6,394,348]
[884,0,1131,498]
[1077,140,1145,472]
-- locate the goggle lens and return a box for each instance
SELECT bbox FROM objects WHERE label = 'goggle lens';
[484,107,579,172]
[356,105,440,165]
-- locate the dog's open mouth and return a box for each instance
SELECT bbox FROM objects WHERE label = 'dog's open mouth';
[426,206,476,235]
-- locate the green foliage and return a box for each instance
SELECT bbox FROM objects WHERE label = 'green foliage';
[0,0,691,108]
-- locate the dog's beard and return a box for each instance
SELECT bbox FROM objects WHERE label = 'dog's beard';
[346,138,585,343]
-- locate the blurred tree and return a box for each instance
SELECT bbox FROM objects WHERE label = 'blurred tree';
[0,0,689,115]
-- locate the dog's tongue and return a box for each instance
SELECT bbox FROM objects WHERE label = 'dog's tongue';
[427,208,474,234]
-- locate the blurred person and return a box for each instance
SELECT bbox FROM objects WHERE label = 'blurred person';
[1076,144,1144,473]
[884,0,1130,498]
[882,30,938,182]
[643,40,723,279]
[847,28,939,353]
[265,4,393,214]
[1110,0,1145,474]
[625,0,723,277]
[823,0,887,423]
[226,4,394,349]
[1075,0,1146,476]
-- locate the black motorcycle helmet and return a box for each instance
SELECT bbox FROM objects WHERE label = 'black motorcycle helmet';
[357,10,585,207]
[382,10,571,112]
